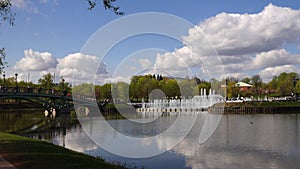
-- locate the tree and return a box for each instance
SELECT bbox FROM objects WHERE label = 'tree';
[251,75,262,96]
[160,79,180,98]
[0,0,15,74]
[112,82,129,101]
[296,80,300,95]
[241,77,251,84]
[179,79,196,98]
[87,0,124,15]
[100,83,112,101]
[0,0,14,26]
[38,73,55,89]
[136,75,158,101]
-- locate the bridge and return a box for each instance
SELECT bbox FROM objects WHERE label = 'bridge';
[0,86,73,117]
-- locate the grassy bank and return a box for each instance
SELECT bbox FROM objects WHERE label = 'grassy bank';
[0,132,126,169]
[211,101,300,114]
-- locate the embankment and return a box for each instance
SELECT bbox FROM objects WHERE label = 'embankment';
[210,101,300,114]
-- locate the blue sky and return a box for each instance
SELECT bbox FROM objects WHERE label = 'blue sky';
[1,0,300,83]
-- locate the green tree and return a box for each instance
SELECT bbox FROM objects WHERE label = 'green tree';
[38,73,55,89]
[160,79,180,98]
[276,72,299,96]
[100,83,112,101]
[129,75,142,101]
[296,80,300,95]
[241,77,251,84]
[112,82,129,101]
[73,83,94,97]
[227,81,238,98]
[251,75,262,96]
[55,79,71,93]
[179,79,196,98]
[136,75,158,101]
[195,82,211,95]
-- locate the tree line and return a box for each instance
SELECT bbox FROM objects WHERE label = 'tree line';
[0,73,71,93]
[86,72,300,102]
[2,72,300,101]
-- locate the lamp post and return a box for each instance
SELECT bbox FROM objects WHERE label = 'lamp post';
[61,78,65,95]
[15,73,18,86]
[2,74,5,86]
[15,73,18,93]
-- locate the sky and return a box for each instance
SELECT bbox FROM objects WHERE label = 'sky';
[1,0,300,84]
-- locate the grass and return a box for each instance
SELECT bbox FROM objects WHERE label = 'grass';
[225,101,300,107]
[0,132,126,169]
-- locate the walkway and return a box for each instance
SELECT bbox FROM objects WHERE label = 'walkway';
[0,155,17,169]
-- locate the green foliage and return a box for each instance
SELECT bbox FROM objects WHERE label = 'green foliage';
[100,83,112,100]
[251,74,262,95]
[160,79,180,98]
[112,82,129,101]
[267,72,299,96]
[241,77,251,84]
[38,73,55,89]
[227,81,239,98]
[296,80,300,94]
[0,48,8,74]
[73,83,95,97]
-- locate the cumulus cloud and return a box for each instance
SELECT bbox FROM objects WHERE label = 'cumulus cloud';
[14,49,58,71]
[56,53,109,84]
[154,3,300,80]
[183,3,300,56]
[259,65,300,82]
[253,49,300,69]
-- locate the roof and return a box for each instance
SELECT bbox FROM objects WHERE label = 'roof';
[235,82,253,87]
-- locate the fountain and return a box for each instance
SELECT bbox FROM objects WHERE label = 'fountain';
[136,88,224,114]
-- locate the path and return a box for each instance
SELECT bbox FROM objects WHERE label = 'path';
[0,155,17,169]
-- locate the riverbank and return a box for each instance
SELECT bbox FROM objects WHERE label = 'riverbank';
[210,101,300,114]
[0,132,126,169]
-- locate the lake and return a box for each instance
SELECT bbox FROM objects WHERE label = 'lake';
[1,110,300,169]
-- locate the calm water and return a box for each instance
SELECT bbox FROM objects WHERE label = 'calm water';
[1,110,300,169]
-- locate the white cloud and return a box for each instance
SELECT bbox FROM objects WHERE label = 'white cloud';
[56,53,109,84]
[259,65,300,82]
[154,4,300,80]
[12,51,111,84]
[138,58,152,69]
[14,49,58,71]
[222,49,300,73]
[183,3,300,56]
[253,49,300,69]
[11,0,27,8]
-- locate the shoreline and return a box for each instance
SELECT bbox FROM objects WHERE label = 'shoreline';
[2,101,300,114]
[210,101,300,114]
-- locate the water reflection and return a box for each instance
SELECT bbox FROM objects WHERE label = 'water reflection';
[43,113,300,169]
[174,114,300,169]
[0,110,43,132]
[1,111,300,169]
